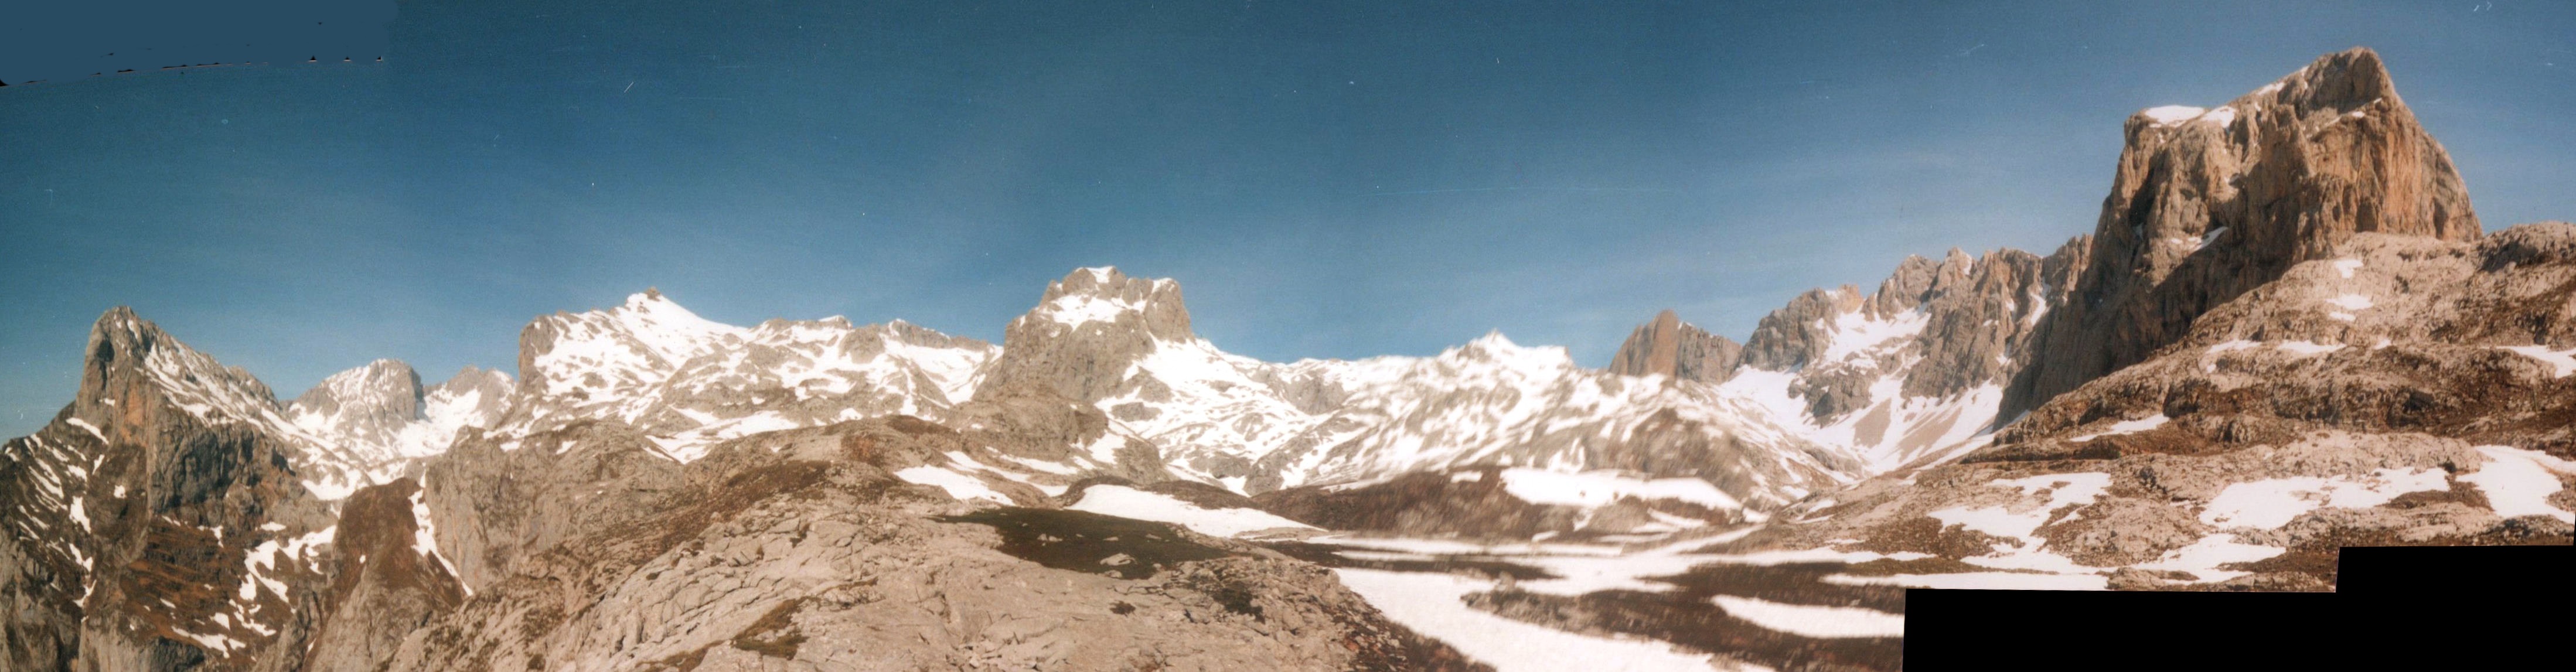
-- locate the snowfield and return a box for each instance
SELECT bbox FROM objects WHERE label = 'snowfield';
[1066,485,1320,537]
[2461,446,2576,523]
[1708,595,1904,638]
[1333,568,1752,672]
[1498,468,1742,510]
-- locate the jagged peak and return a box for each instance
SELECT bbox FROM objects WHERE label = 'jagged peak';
[78,306,288,428]
[291,359,425,416]
[1013,267,1194,342]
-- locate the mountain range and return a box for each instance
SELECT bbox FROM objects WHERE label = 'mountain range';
[4,47,2567,671]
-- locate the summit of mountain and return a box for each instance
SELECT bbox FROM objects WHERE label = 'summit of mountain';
[2003,46,2482,419]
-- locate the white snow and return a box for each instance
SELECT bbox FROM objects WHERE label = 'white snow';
[2326,294,2374,311]
[2198,468,2452,529]
[2199,227,2229,248]
[1924,473,2112,574]
[2331,258,2363,278]
[1041,294,1143,328]
[893,466,1009,503]
[1821,572,2108,591]
[1818,308,1928,363]
[1309,535,1628,558]
[1333,569,1747,672]
[2459,446,2576,523]
[1691,547,1934,567]
[2132,533,2284,582]
[1709,595,1905,638]
[2069,415,2167,442]
[408,489,467,594]
[1066,485,1318,537]
[2275,340,2346,356]
[64,417,107,442]
[2199,105,2238,128]
[2141,105,2207,125]
[2496,345,2576,378]
[1498,469,1740,510]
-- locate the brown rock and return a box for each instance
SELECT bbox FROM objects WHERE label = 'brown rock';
[1606,310,1744,383]
[2007,47,2482,419]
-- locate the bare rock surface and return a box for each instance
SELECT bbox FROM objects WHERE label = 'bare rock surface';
[379,418,1484,672]
[1,309,341,671]
[1757,224,2576,589]
[1609,310,1744,384]
[2006,47,2482,419]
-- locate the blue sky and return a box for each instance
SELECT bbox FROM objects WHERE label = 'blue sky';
[4,1,2570,437]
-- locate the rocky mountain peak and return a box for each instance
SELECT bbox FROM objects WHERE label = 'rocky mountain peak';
[514,289,746,401]
[2005,47,2480,418]
[1018,266,1194,342]
[977,268,1196,403]
[80,306,286,433]
[1606,309,1743,384]
[290,359,426,437]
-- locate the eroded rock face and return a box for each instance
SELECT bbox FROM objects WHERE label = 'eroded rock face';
[300,478,465,672]
[1608,310,1744,384]
[1733,245,2073,424]
[1759,224,2576,589]
[420,421,687,592]
[0,309,342,671]
[2006,47,2482,419]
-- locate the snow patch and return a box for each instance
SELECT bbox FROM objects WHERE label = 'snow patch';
[1709,595,1905,638]
[2331,258,2363,278]
[2199,105,2237,128]
[2326,294,2374,311]
[1066,485,1318,537]
[893,466,1009,503]
[1498,469,1740,510]
[2496,346,2576,378]
[1332,569,1740,672]
[2460,446,2576,523]
[408,489,467,595]
[2133,533,2284,582]
[2199,468,2452,529]
[2275,340,2346,356]
[2141,105,2206,125]
[2069,415,2166,442]
[64,417,107,442]
[1822,572,2107,591]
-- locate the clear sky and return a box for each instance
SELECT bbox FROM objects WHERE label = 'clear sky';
[4,1,2570,438]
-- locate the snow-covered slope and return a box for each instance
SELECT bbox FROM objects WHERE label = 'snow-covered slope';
[969,268,1863,517]
[493,289,999,462]
[287,362,516,498]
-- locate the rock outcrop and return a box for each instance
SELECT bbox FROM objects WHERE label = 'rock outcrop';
[0,309,342,671]
[1607,310,1743,384]
[379,419,1483,672]
[299,478,465,672]
[2005,47,2482,419]
[1752,224,2575,591]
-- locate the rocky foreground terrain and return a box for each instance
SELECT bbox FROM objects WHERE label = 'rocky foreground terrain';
[4,47,2568,671]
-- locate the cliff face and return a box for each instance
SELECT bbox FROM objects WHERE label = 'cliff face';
[2005,47,2481,419]
[0,309,342,672]
[1607,310,1744,384]
[1754,224,2574,591]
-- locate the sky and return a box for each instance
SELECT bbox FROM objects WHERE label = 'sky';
[3,1,2571,438]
